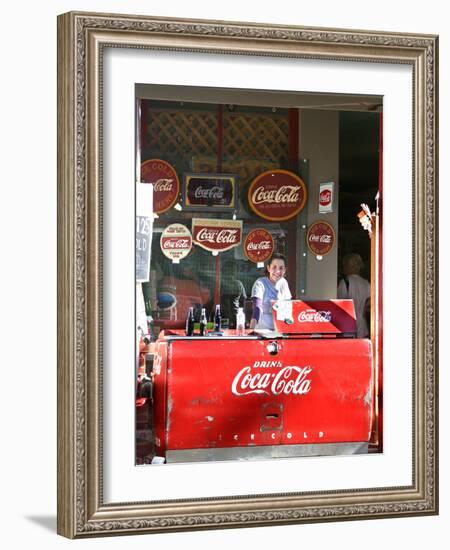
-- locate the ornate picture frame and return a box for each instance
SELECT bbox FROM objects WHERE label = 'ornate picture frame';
[57,11,438,538]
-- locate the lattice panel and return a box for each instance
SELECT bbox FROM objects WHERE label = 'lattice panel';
[224,113,288,163]
[146,110,218,160]
[144,108,289,184]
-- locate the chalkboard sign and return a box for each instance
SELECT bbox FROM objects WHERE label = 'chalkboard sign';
[136,215,152,282]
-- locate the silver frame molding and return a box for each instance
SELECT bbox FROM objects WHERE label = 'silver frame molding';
[57,11,438,538]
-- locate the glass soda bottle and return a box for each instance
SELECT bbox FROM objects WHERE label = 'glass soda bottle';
[214,304,222,332]
[185,306,195,336]
[199,308,207,336]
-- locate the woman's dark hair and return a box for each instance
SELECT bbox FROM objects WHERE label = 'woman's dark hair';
[265,252,287,275]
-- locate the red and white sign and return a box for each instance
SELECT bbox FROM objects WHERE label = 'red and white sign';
[160,224,192,263]
[248,169,307,221]
[306,220,335,256]
[192,218,242,253]
[244,228,274,264]
[272,299,357,335]
[141,159,180,214]
[319,182,334,213]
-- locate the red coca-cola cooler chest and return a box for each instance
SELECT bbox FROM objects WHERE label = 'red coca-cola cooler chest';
[151,299,373,462]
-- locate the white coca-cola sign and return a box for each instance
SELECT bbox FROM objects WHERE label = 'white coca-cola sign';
[192,218,242,253]
[319,182,334,213]
[298,309,332,323]
[231,360,312,397]
[248,169,307,221]
[160,224,192,263]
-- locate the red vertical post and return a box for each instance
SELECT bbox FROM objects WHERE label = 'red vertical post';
[376,111,383,451]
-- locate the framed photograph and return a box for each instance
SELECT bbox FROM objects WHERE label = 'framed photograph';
[57,11,438,538]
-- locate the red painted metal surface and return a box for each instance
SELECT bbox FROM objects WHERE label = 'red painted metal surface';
[272,299,357,335]
[152,330,373,457]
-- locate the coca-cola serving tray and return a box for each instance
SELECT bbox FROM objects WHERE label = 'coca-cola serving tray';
[57,11,438,539]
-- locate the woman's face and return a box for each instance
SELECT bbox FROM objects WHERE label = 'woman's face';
[267,259,286,283]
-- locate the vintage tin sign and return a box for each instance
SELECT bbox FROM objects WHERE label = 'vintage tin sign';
[141,159,180,214]
[192,218,242,253]
[160,223,192,263]
[183,173,236,211]
[152,335,373,456]
[248,169,307,221]
[306,220,335,256]
[319,182,334,213]
[244,228,274,264]
[272,299,357,335]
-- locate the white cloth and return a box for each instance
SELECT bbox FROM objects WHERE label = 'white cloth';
[251,276,292,330]
[337,274,370,338]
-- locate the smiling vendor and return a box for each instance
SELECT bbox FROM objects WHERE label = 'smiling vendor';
[249,253,292,330]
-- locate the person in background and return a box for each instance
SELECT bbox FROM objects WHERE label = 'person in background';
[250,253,292,330]
[221,261,247,327]
[337,253,371,338]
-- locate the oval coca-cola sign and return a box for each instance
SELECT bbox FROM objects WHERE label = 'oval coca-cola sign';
[306,220,335,256]
[248,169,307,221]
[141,159,180,214]
[244,228,274,263]
[160,224,192,263]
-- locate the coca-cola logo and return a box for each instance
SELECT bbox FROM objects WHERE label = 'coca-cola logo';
[231,360,312,396]
[184,174,236,210]
[251,185,300,205]
[141,159,180,214]
[154,178,174,192]
[298,309,332,323]
[192,218,242,252]
[248,170,307,221]
[306,221,335,256]
[244,228,274,263]
[197,228,239,244]
[248,241,271,250]
[162,238,191,249]
[194,186,224,199]
[160,224,192,262]
[319,189,332,206]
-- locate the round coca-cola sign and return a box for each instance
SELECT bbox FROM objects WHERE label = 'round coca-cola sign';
[248,169,307,221]
[319,189,332,207]
[244,229,274,263]
[141,159,180,214]
[160,224,192,263]
[306,221,335,256]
